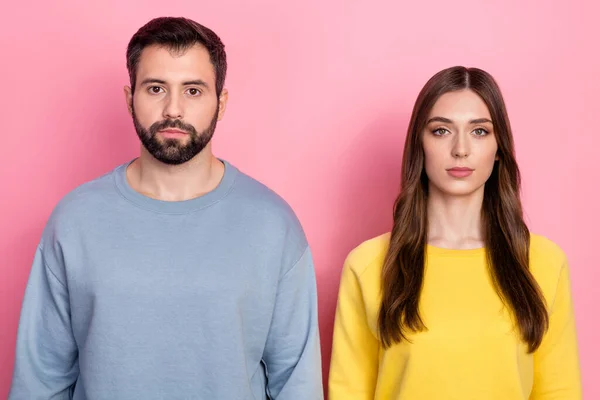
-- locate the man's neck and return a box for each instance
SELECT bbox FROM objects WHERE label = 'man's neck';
[126,146,225,202]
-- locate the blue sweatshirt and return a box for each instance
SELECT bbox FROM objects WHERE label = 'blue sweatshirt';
[9,159,323,400]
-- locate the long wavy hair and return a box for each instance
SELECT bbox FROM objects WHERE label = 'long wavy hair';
[378,66,548,353]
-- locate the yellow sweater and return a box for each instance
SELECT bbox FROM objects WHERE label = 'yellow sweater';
[329,233,581,399]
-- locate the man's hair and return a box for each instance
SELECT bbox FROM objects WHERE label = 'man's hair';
[126,17,227,96]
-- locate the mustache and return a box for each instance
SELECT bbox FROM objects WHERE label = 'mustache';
[150,119,197,135]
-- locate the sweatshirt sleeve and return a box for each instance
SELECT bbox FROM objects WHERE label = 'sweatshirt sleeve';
[530,260,582,399]
[328,255,379,399]
[9,246,79,399]
[261,247,324,399]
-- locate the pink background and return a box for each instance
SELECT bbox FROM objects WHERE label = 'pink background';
[1,0,598,397]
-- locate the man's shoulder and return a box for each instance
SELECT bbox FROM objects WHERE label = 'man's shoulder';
[41,166,120,240]
[230,166,303,227]
[227,164,308,256]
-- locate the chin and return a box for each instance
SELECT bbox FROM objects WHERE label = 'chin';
[442,189,480,197]
[432,181,484,197]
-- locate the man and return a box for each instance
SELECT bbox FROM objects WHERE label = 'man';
[9,17,323,399]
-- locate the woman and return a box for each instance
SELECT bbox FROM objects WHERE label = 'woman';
[328,66,581,399]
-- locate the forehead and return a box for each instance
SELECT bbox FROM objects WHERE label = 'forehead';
[136,44,215,88]
[429,89,491,120]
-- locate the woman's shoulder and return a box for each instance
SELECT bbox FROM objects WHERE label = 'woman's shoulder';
[530,233,565,254]
[529,233,569,295]
[530,233,568,268]
[344,232,391,278]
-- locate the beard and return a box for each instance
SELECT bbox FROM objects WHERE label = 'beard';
[131,107,219,165]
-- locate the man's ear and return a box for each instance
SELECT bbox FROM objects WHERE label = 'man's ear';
[217,88,229,121]
[124,86,133,116]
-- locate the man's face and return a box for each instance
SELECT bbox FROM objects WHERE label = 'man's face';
[125,44,228,165]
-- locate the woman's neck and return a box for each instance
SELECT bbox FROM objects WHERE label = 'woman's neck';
[426,184,485,250]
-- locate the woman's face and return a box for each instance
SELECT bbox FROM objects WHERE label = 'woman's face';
[422,89,499,197]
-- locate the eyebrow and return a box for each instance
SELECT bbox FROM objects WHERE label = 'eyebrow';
[470,118,493,124]
[426,117,493,125]
[139,78,209,87]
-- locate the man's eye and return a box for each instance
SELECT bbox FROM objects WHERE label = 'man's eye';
[186,88,201,96]
[149,86,164,94]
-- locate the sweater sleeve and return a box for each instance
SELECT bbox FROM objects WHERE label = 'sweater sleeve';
[328,255,379,399]
[8,246,79,399]
[261,247,324,399]
[530,260,582,400]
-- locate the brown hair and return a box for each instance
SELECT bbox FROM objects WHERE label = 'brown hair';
[126,17,227,96]
[378,66,548,352]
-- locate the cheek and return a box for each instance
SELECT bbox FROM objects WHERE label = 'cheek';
[422,143,446,177]
[479,143,499,172]
[133,96,162,124]
[191,98,218,116]
[189,101,219,127]
[188,106,210,124]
